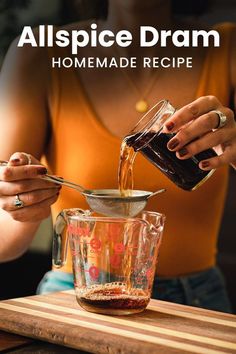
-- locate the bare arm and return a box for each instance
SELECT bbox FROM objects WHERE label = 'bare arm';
[0,36,59,262]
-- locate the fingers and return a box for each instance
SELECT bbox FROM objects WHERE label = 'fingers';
[161,96,236,169]
[0,178,58,196]
[167,108,233,151]
[0,187,61,212]
[174,130,224,159]
[162,96,222,133]
[8,194,60,223]
[1,151,48,181]
[167,114,235,157]
[199,142,236,170]
[0,165,48,182]
[0,152,60,222]
[8,152,41,166]
[0,152,61,222]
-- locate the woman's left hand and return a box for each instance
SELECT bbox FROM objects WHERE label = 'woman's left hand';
[162,95,236,170]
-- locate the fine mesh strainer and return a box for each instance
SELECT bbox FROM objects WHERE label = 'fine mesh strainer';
[0,161,165,217]
[43,175,165,217]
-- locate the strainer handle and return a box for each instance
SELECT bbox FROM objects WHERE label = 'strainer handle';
[147,188,166,199]
[43,175,86,194]
[0,160,86,194]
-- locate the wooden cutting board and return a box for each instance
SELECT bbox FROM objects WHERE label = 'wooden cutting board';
[0,290,235,354]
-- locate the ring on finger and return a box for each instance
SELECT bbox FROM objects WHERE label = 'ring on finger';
[21,153,32,165]
[212,110,227,129]
[14,194,24,208]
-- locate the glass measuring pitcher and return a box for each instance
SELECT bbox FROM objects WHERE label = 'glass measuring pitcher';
[53,209,165,315]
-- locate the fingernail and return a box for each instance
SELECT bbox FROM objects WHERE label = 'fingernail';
[165,122,175,131]
[37,167,48,175]
[201,161,210,168]
[178,148,188,157]
[11,158,20,164]
[168,138,179,150]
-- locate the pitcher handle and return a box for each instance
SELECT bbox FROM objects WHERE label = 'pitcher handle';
[52,208,91,268]
[52,211,68,268]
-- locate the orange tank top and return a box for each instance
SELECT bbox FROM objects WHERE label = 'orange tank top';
[46,23,235,276]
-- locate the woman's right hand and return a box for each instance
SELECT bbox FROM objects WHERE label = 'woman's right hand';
[0,152,61,223]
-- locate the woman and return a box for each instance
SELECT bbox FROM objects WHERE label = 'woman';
[0,0,235,312]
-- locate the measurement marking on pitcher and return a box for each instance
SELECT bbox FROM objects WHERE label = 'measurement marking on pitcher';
[83,266,100,280]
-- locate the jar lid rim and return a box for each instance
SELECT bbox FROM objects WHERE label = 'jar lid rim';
[126,100,174,150]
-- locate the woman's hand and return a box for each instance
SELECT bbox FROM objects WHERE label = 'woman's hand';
[162,96,236,170]
[0,152,61,222]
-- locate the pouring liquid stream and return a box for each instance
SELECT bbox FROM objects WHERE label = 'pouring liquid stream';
[118,137,137,197]
[118,137,139,292]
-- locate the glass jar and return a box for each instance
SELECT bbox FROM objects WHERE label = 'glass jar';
[125,100,216,191]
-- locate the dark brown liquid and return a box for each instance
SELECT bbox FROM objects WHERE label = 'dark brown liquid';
[121,131,216,191]
[77,284,150,314]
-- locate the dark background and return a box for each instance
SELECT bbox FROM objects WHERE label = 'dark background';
[0,0,236,313]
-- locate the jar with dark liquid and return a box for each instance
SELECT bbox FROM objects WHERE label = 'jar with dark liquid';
[125,100,216,191]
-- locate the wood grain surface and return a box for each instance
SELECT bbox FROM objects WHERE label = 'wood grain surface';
[0,290,235,354]
[0,330,83,353]
[0,331,33,352]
